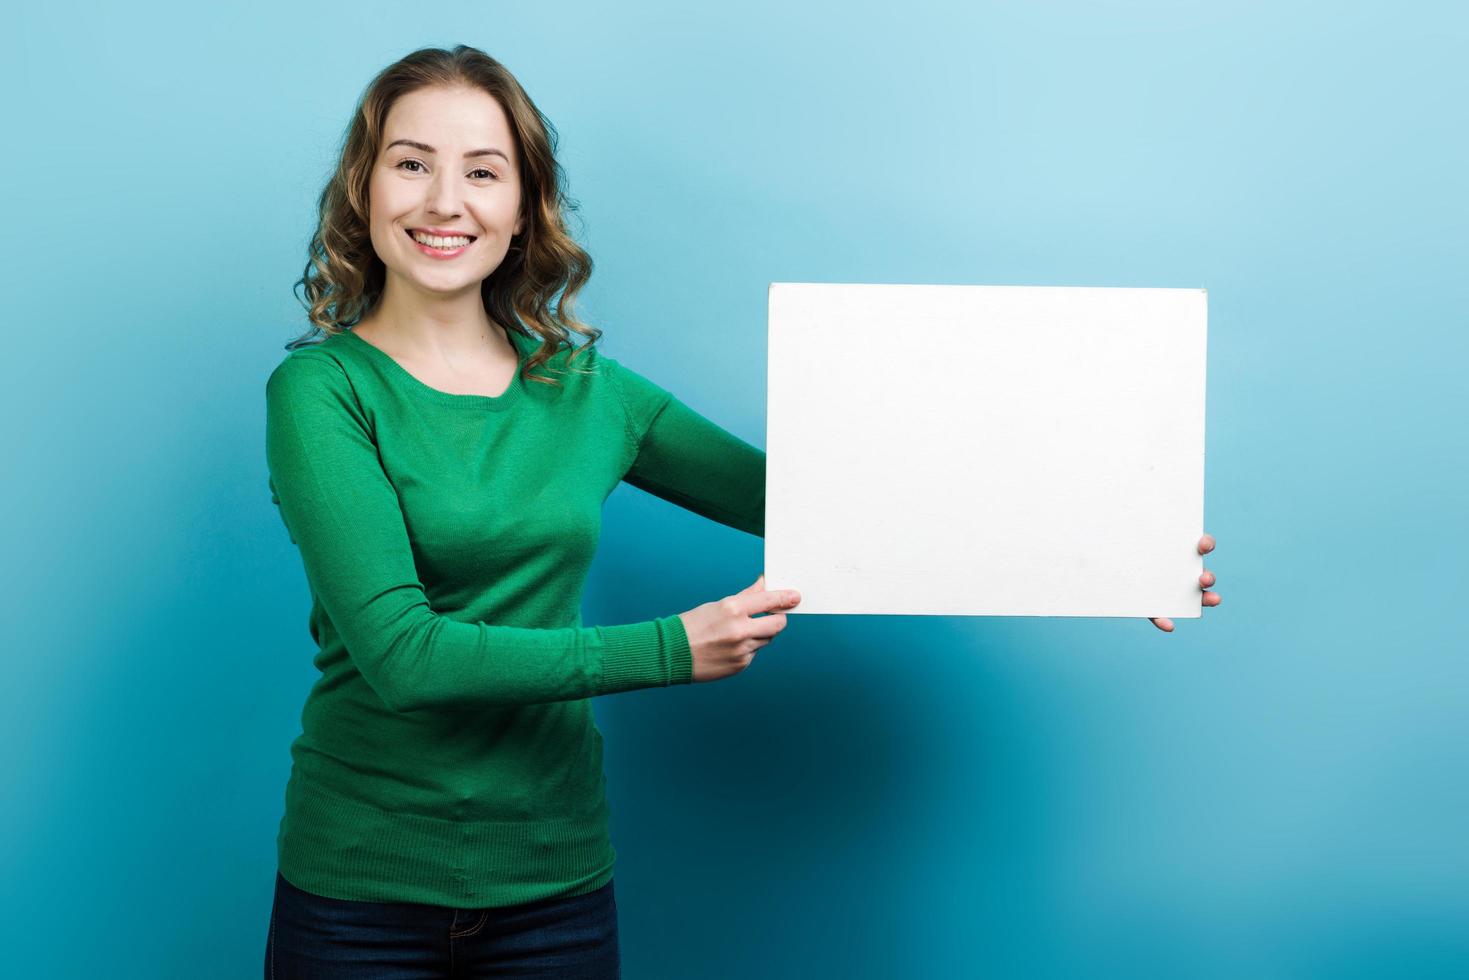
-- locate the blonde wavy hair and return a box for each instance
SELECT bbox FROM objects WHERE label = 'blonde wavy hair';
[285,45,600,385]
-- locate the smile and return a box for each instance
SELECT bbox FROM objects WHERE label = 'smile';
[405,228,476,258]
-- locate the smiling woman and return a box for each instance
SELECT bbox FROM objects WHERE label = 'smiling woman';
[262,42,781,980]
[284,46,600,386]
[364,94,524,281]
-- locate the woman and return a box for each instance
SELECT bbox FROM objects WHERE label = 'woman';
[262,44,1221,979]
[262,44,799,978]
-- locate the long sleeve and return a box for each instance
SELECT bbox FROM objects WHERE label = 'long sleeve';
[265,351,692,713]
[605,355,766,537]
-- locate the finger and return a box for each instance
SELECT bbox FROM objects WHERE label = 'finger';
[736,587,802,617]
[1198,534,1216,554]
[748,612,788,638]
[1151,617,1175,632]
[1202,591,1221,607]
[1200,570,1216,587]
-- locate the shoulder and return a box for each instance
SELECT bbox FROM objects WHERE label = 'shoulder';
[578,344,675,443]
[588,346,671,404]
[265,340,361,418]
[527,332,613,374]
[521,335,628,402]
[267,344,346,391]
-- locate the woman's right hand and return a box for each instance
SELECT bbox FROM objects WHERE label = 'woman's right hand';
[678,574,801,683]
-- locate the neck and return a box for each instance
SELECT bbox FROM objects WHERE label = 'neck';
[362,274,513,359]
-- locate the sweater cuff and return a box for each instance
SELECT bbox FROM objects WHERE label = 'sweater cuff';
[597,614,693,695]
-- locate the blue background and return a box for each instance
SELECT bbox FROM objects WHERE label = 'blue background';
[5,1,1465,977]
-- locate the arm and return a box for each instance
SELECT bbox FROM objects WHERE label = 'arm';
[605,355,766,537]
[265,352,692,713]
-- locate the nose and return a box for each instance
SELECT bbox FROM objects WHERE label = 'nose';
[425,167,462,218]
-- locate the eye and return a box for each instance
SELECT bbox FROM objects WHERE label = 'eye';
[394,159,500,180]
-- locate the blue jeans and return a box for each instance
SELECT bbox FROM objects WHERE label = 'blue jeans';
[265,870,621,979]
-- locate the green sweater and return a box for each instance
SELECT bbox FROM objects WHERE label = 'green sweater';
[264,326,765,907]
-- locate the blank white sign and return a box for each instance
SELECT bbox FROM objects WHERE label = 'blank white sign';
[763,282,1208,618]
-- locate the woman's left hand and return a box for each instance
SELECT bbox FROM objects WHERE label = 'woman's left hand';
[1150,533,1220,632]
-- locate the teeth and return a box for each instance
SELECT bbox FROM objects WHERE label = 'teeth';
[411,231,472,248]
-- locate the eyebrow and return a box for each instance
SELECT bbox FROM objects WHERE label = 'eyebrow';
[385,138,510,163]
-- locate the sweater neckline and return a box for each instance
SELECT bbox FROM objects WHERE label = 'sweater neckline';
[339,326,529,412]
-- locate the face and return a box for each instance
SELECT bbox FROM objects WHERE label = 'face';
[368,85,525,297]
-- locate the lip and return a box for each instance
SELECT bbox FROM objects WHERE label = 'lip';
[410,226,478,238]
[405,227,476,259]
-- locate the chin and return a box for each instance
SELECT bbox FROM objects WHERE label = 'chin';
[416,275,489,294]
